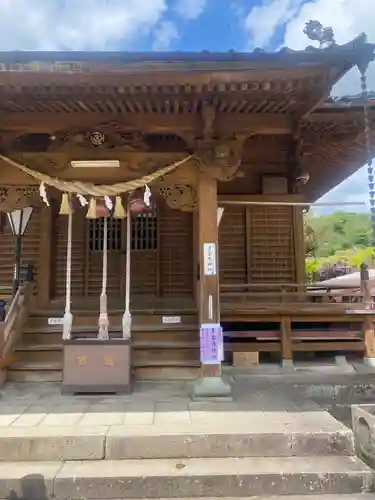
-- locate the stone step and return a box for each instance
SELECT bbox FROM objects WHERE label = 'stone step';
[0,456,371,499]
[6,361,63,383]
[6,360,200,382]
[0,424,354,461]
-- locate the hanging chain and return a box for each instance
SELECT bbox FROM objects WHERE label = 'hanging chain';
[360,69,375,246]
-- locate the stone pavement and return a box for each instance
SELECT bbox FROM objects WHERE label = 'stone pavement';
[0,378,348,429]
[0,378,374,498]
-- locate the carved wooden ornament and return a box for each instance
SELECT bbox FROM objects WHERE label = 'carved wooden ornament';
[195,139,245,181]
[0,186,40,212]
[158,184,197,212]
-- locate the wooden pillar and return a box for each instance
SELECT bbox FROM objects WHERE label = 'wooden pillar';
[280,316,293,370]
[361,263,375,366]
[198,174,221,377]
[193,173,231,399]
[37,205,53,306]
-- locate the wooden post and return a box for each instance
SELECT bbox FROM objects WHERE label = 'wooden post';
[37,205,53,307]
[193,174,231,399]
[280,316,294,370]
[292,206,306,285]
[361,262,375,365]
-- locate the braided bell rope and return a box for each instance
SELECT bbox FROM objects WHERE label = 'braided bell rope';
[98,216,109,341]
[62,208,73,340]
[0,154,194,196]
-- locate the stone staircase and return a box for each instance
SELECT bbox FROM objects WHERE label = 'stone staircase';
[0,402,373,499]
[7,308,200,382]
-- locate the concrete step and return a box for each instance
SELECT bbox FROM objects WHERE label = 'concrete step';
[0,424,354,461]
[0,456,371,499]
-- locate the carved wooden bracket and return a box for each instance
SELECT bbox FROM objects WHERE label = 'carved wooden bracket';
[15,153,68,173]
[50,122,150,153]
[194,138,245,182]
[158,184,197,212]
[0,185,40,212]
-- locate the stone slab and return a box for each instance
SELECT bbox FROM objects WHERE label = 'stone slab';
[106,424,354,459]
[54,456,374,499]
[352,404,375,469]
[0,461,61,500]
[0,425,107,461]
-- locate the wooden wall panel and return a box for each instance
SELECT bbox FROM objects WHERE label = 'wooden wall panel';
[0,208,41,296]
[159,206,194,297]
[131,251,158,296]
[247,206,295,283]
[219,208,247,284]
[219,205,296,284]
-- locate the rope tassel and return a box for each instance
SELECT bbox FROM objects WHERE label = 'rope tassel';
[59,193,71,215]
[114,196,126,219]
[98,216,109,340]
[86,198,97,219]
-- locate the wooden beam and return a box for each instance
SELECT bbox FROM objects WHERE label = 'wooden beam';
[218,194,306,203]
[1,112,294,135]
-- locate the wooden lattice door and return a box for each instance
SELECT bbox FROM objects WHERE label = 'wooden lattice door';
[86,217,125,296]
[85,208,158,298]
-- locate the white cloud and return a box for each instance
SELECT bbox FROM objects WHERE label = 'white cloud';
[174,0,208,20]
[243,0,375,208]
[316,166,369,214]
[281,0,375,96]
[243,0,375,95]
[244,0,303,48]
[0,0,168,50]
[152,21,179,51]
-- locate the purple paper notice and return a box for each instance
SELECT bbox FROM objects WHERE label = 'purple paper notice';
[200,323,224,364]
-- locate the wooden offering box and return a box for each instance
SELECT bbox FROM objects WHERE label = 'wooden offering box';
[62,339,132,394]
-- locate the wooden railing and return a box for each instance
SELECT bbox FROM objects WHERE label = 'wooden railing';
[220,280,375,362]
[0,265,35,384]
[220,283,369,311]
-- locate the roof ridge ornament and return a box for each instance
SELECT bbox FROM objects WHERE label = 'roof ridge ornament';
[304,20,335,49]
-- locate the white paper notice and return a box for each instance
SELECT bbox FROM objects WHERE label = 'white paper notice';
[48,317,64,325]
[203,243,216,276]
[162,316,181,324]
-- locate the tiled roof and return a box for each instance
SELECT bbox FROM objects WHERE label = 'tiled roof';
[323,91,375,107]
[0,33,372,67]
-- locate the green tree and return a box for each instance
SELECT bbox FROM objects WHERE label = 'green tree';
[304,211,372,258]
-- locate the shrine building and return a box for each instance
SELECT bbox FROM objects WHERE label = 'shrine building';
[0,23,374,396]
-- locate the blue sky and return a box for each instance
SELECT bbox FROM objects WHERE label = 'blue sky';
[0,0,373,211]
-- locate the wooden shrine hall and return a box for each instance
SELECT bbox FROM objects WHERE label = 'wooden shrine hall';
[0,21,374,396]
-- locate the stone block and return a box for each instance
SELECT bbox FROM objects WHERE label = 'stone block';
[54,456,373,498]
[352,404,375,469]
[0,462,60,500]
[105,424,354,459]
[0,426,106,462]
